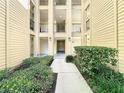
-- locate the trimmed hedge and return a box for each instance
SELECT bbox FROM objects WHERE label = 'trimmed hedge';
[0,56,54,93]
[40,56,54,66]
[0,64,54,93]
[74,46,118,76]
[18,56,53,70]
[19,57,40,70]
[74,46,124,93]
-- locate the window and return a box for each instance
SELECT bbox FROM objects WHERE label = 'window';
[85,4,90,31]
[72,24,81,32]
[85,5,90,18]
[30,1,35,31]
[86,19,90,31]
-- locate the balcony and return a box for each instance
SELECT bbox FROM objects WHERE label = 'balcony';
[40,0,48,5]
[72,24,81,37]
[54,0,66,5]
[72,0,81,6]
[40,24,48,33]
[40,10,48,34]
[39,24,48,37]
[72,24,81,33]
[55,20,66,33]
[54,23,66,38]
[56,30,65,33]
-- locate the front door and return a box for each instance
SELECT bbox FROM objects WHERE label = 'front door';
[57,40,65,53]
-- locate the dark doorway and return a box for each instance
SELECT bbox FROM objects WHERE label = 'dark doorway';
[57,40,65,53]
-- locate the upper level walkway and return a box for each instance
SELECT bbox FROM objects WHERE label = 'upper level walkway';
[51,54,93,93]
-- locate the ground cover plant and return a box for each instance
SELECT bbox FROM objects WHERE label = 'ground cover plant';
[0,56,56,93]
[73,46,124,93]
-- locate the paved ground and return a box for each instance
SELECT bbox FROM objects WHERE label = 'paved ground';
[51,55,93,93]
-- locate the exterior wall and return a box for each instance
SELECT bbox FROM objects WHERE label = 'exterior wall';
[40,39,48,55]
[83,0,124,72]
[0,0,30,69]
[72,8,81,23]
[7,0,30,68]
[117,0,124,72]
[91,0,115,48]
[71,37,81,54]
[0,0,6,69]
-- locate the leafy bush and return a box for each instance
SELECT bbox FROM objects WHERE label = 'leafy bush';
[87,65,124,93]
[0,64,54,93]
[74,46,118,76]
[40,56,54,66]
[0,70,10,81]
[15,56,53,70]
[74,46,124,93]
[20,57,40,69]
[0,57,41,81]
[66,55,74,62]
[0,56,55,93]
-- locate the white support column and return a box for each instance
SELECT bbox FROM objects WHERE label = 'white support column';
[48,0,54,55]
[34,0,40,56]
[66,0,72,55]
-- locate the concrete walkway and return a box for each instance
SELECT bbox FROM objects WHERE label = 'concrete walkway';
[51,55,93,93]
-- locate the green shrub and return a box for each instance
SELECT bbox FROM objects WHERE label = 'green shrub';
[74,46,118,76]
[21,56,53,69]
[0,64,54,93]
[0,57,41,81]
[89,69,124,93]
[66,55,74,62]
[74,46,124,93]
[40,56,53,66]
[0,56,55,93]
[20,57,40,69]
[0,70,10,81]
[0,75,36,93]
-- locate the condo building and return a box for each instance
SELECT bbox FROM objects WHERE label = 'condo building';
[30,0,83,56]
[0,0,124,73]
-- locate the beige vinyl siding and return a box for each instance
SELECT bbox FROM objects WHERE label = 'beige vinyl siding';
[6,0,30,68]
[0,0,6,69]
[118,0,124,72]
[91,0,115,48]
